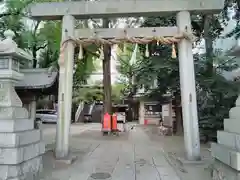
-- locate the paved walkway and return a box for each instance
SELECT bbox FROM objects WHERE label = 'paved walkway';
[40,123,180,180]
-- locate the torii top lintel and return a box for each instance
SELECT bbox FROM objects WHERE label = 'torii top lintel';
[28,0,224,20]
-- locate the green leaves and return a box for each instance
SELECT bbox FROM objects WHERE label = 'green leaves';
[223,0,240,38]
[116,43,142,79]
[73,86,103,104]
[1,0,99,107]
[0,0,64,68]
[137,15,239,138]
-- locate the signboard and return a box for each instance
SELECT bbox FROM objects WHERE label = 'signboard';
[162,104,170,117]
[144,101,161,125]
[116,112,126,123]
[162,103,173,127]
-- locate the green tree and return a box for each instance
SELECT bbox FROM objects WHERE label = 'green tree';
[222,0,240,39]
[73,86,103,104]
[0,0,28,48]
[0,0,64,68]
[135,15,239,138]
[111,83,125,104]
[0,0,100,118]
[116,43,143,120]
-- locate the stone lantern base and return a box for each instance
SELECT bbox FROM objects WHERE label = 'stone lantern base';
[211,96,240,179]
[0,111,45,180]
[0,84,45,180]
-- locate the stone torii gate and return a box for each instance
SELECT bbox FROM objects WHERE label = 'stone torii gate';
[28,0,224,161]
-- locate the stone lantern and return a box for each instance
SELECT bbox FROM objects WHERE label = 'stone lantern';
[0,30,45,180]
[0,30,27,118]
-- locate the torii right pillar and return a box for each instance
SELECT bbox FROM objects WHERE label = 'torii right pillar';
[177,11,201,161]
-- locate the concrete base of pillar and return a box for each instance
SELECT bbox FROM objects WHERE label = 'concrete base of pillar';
[176,156,203,164]
[55,155,77,165]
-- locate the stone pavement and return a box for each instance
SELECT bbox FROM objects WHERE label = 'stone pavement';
[40,123,180,180]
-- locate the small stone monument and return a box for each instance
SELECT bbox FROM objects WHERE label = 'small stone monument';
[211,40,240,179]
[0,30,45,180]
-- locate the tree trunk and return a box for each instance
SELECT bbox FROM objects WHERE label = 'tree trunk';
[175,106,183,135]
[102,19,112,114]
[236,1,240,21]
[32,21,41,68]
[173,92,183,135]
[127,76,134,121]
[32,45,37,68]
[203,15,214,74]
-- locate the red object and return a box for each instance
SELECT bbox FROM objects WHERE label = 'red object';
[112,113,118,132]
[102,113,111,132]
[144,119,148,125]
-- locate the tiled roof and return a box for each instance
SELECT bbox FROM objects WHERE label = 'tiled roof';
[15,68,58,89]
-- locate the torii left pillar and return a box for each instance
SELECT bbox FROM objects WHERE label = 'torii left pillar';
[55,14,75,160]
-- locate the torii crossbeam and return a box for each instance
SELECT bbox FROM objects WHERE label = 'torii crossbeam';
[28,0,224,20]
[75,27,179,39]
[27,0,224,162]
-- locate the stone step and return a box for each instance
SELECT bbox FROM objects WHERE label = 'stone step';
[0,119,34,133]
[0,142,45,165]
[224,118,240,134]
[0,129,41,148]
[229,106,240,119]
[0,107,29,120]
[211,142,240,171]
[212,159,240,180]
[217,131,240,151]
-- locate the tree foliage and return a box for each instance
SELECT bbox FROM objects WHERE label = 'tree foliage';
[116,43,145,98]
[223,0,240,38]
[0,0,64,67]
[73,86,103,104]
[133,14,239,140]
[0,0,96,85]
